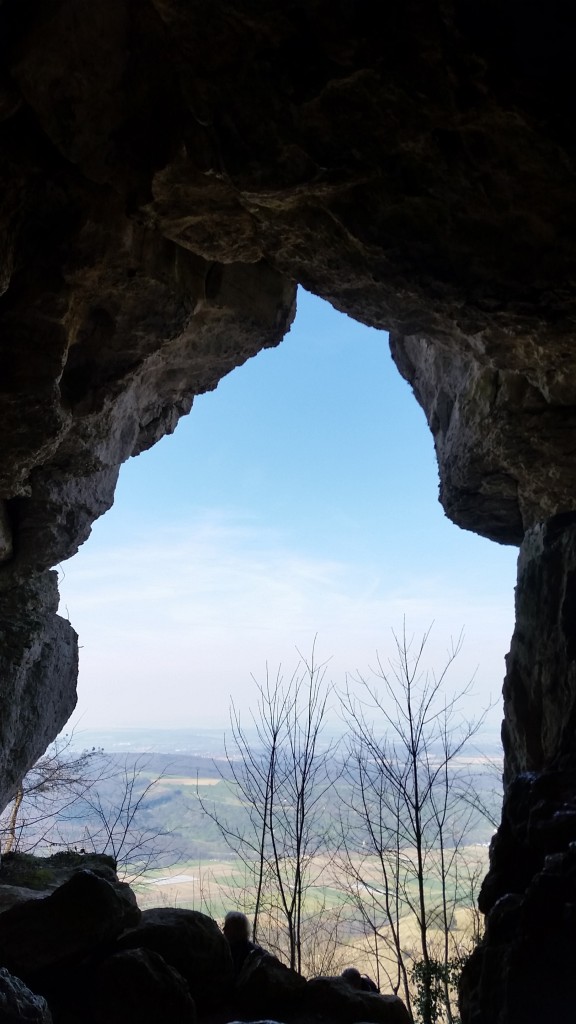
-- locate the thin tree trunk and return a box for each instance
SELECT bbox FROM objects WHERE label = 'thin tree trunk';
[4,786,24,854]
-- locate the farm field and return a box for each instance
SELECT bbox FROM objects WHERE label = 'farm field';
[116,748,496,989]
[0,725,500,1015]
[131,844,489,983]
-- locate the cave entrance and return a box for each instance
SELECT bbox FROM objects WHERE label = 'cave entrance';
[58,288,517,736]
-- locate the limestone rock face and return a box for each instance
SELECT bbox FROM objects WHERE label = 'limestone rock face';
[2,0,576,564]
[2,0,576,781]
[0,572,77,809]
[390,336,576,545]
[459,514,576,1021]
[502,515,576,781]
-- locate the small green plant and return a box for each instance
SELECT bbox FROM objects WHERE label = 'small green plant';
[411,955,467,1024]
[0,853,54,890]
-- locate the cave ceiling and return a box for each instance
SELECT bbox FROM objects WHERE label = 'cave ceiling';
[1,0,576,797]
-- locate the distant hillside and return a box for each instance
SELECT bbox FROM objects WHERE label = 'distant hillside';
[41,746,500,867]
[5,727,502,871]
[68,727,235,758]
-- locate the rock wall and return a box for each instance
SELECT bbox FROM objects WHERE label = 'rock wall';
[2,3,576,1020]
[458,514,576,1022]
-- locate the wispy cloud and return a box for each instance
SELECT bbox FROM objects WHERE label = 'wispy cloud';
[59,512,515,733]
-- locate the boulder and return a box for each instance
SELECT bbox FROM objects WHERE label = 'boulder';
[0,870,139,980]
[116,907,233,1010]
[70,949,196,1024]
[0,851,137,901]
[303,976,411,1024]
[0,968,52,1023]
[460,840,576,1023]
[235,951,306,1019]
[0,884,47,914]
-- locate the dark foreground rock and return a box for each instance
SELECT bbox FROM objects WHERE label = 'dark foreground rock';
[54,948,197,1024]
[460,774,576,1023]
[459,516,576,1023]
[0,857,413,1024]
[116,907,233,1012]
[0,850,137,899]
[303,976,411,1024]
[0,968,52,1024]
[0,869,139,980]
[235,950,307,1019]
[231,956,410,1024]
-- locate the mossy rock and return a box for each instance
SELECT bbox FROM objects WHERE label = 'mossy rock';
[0,851,117,891]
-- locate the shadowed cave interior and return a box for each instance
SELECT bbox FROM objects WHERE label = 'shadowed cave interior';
[2,2,576,1021]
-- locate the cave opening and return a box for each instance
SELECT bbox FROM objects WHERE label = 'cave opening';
[56,288,517,740]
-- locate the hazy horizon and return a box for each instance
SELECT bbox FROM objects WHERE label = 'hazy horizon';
[67,721,505,760]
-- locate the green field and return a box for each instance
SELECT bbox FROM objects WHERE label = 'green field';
[2,742,496,997]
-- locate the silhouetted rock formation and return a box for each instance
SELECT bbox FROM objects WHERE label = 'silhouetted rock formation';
[235,949,306,1019]
[79,948,197,1024]
[116,907,234,1011]
[0,859,414,1023]
[459,513,576,1021]
[303,976,410,1024]
[0,869,139,981]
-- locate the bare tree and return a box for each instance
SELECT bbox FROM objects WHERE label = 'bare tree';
[79,754,175,879]
[0,734,104,856]
[339,625,492,1024]
[297,899,355,978]
[0,741,174,881]
[198,642,337,973]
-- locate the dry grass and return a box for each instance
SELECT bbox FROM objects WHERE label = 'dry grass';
[130,844,488,990]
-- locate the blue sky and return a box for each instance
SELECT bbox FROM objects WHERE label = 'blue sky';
[59,289,518,735]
